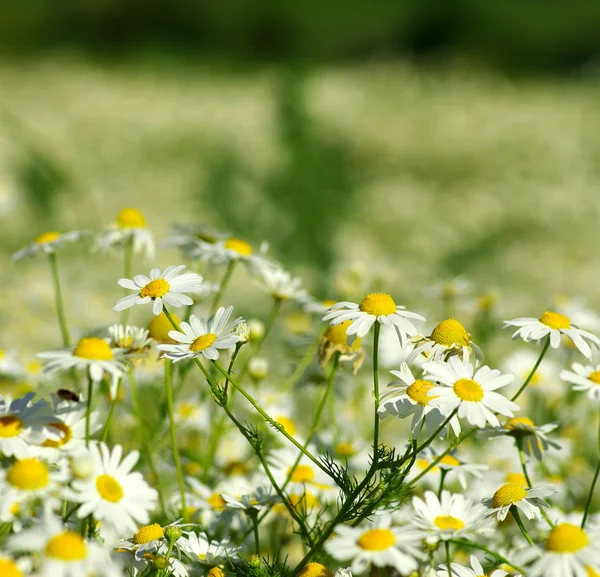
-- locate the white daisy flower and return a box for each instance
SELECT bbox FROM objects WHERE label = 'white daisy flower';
[96,208,155,258]
[38,336,126,385]
[255,266,308,302]
[12,230,87,261]
[0,554,30,577]
[107,324,152,355]
[504,311,600,359]
[324,515,423,575]
[437,555,509,577]
[65,443,158,536]
[410,490,489,542]
[323,292,425,344]
[426,449,488,490]
[502,349,562,396]
[334,569,353,577]
[0,348,24,378]
[561,363,600,401]
[164,223,227,259]
[484,482,554,521]
[174,398,210,432]
[221,481,279,512]
[7,511,122,577]
[178,531,239,565]
[116,520,186,561]
[157,306,244,362]
[424,357,519,434]
[191,236,276,273]
[114,265,204,316]
[379,362,458,437]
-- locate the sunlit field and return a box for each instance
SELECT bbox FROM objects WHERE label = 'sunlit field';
[2,56,600,577]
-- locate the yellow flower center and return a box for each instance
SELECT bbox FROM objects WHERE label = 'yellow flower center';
[133,523,164,544]
[224,238,252,256]
[74,338,113,361]
[359,293,397,316]
[505,472,527,486]
[9,502,19,516]
[0,416,23,438]
[434,515,465,531]
[189,333,217,352]
[0,558,23,577]
[148,312,180,343]
[116,208,146,228]
[185,461,202,476]
[324,321,360,347]
[335,442,356,457]
[276,415,297,436]
[439,455,461,467]
[178,403,195,418]
[288,464,315,483]
[416,458,440,473]
[140,279,170,299]
[7,458,49,490]
[589,372,600,385]
[546,523,589,553]
[42,421,72,448]
[454,378,484,402]
[223,460,249,476]
[586,565,600,577]
[492,483,527,508]
[96,474,124,502]
[45,531,87,561]
[539,311,571,330]
[299,562,333,577]
[504,417,535,430]
[322,299,337,308]
[406,379,437,406]
[207,493,227,511]
[357,528,396,551]
[430,319,470,347]
[36,231,61,244]
[208,569,225,577]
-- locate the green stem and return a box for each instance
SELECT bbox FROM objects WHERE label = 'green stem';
[445,540,454,577]
[210,260,237,313]
[85,376,94,447]
[165,358,187,519]
[120,235,134,326]
[517,438,553,528]
[438,469,449,499]
[372,323,381,466]
[48,252,70,347]
[582,405,600,528]
[511,337,550,401]
[251,512,260,554]
[449,539,526,575]
[511,507,534,546]
[102,378,122,442]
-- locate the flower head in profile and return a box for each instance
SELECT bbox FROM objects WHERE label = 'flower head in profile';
[561,363,600,402]
[319,320,364,374]
[96,207,155,258]
[191,236,276,274]
[323,293,425,345]
[157,306,245,362]
[12,230,87,261]
[504,311,600,359]
[113,265,204,316]
[255,266,308,302]
[108,324,152,356]
[483,482,554,521]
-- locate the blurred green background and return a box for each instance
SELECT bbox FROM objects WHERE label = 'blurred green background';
[3,1,600,353]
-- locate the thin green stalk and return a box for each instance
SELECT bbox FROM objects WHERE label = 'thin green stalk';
[438,469,449,499]
[120,235,134,326]
[102,378,122,442]
[165,359,187,519]
[372,323,381,466]
[210,260,237,313]
[445,540,454,577]
[48,252,70,347]
[582,405,600,528]
[449,539,526,574]
[251,512,260,554]
[511,337,550,401]
[85,376,94,447]
[511,507,534,545]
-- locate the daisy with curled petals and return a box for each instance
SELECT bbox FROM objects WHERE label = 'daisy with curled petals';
[8,511,122,577]
[325,515,423,575]
[157,306,244,362]
[96,207,155,258]
[65,443,158,536]
[423,356,519,433]
[113,265,204,316]
[379,362,459,437]
[504,310,600,359]
[484,482,554,522]
[561,363,600,402]
[12,230,87,261]
[437,555,510,577]
[410,490,490,543]
[323,293,425,345]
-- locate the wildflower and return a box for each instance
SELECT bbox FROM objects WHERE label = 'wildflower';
[248,357,269,380]
[12,230,87,261]
[424,357,519,433]
[561,363,600,401]
[148,312,181,343]
[175,398,210,432]
[107,324,152,355]
[114,265,204,316]
[65,443,158,535]
[165,223,226,259]
[0,349,24,378]
[178,531,239,565]
[255,266,308,302]
[425,449,488,490]
[96,207,155,258]
[299,563,333,577]
[325,516,423,575]
[319,320,364,374]
[221,482,279,512]
[484,483,554,521]
[437,555,509,577]
[191,236,276,273]
[323,293,425,345]
[117,520,186,561]
[157,306,244,362]
[504,311,600,359]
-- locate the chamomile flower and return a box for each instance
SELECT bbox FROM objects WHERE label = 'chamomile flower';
[318,320,364,374]
[424,357,519,433]
[484,483,554,521]
[107,324,152,355]
[157,306,244,362]
[0,349,23,377]
[0,554,29,577]
[117,520,186,561]
[191,237,275,273]
[255,266,308,302]
[324,516,423,575]
[323,293,425,344]
[96,208,155,258]
[114,265,204,316]
[38,336,126,384]
[561,363,600,401]
[409,318,483,365]
[410,490,489,542]
[175,398,210,432]
[165,223,226,259]
[428,449,488,490]
[504,311,600,359]
[221,481,279,512]
[179,531,239,565]
[437,555,509,577]
[65,443,158,535]
[12,230,87,261]
[379,362,457,437]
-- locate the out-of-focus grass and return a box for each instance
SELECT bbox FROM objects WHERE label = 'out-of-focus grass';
[2,56,600,353]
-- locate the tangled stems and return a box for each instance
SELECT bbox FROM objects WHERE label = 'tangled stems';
[511,337,550,402]
[582,404,600,528]
[120,235,134,326]
[164,358,187,519]
[372,323,381,466]
[448,539,527,575]
[210,260,236,313]
[48,252,70,347]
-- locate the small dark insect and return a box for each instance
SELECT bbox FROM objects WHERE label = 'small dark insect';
[56,389,80,402]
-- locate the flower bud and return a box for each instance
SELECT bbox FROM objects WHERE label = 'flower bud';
[248,357,268,380]
[164,524,182,544]
[247,319,265,341]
